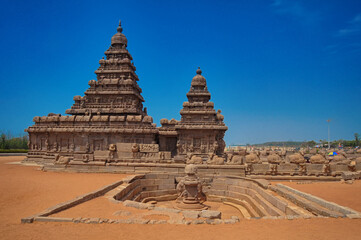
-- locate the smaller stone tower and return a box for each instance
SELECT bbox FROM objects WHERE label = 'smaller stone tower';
[175,68,227,159]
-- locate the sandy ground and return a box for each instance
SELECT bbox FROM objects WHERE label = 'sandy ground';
[1,156,361,240]
[52,197,242,220]
[275,181,361,212]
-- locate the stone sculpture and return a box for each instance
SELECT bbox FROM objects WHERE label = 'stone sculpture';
[267,153,282,164]
[226,153,243,165]
[309,154,328,164]
[245,152,261,163]
[187,154,203,164]
[286,153,305,164]
[207,153,225,165]
[176,164,207,210]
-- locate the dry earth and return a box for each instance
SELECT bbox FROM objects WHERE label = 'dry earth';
[0,156,360,240]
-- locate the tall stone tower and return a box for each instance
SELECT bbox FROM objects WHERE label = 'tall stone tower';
[175,68,227,158]
[66,21,146,117]
[26,21,158,163]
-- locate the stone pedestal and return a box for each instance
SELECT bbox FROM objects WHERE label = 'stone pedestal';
[176,164,207,210]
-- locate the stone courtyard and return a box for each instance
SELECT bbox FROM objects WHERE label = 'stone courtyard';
[1,156,361,240]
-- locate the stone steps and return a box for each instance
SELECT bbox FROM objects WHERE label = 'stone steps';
[269,185,344,217]
[207,195,261,218]
[223,201,251,218]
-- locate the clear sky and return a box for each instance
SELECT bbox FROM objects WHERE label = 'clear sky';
[0,0,360,145]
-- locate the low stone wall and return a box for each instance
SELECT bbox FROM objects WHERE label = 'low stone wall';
[34,158,361,181]
[21,179,125,223]
[275,184,360,217]
[110,173,178,203]
[269,184,361,218]
[42,162,247,177]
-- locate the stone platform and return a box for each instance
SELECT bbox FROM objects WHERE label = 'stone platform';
[21,173,361,225]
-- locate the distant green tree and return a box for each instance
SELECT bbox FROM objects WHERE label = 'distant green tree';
[306,140,316,148]
[0,131,28,150]
[0,134,5,149]
[355,133,360,146]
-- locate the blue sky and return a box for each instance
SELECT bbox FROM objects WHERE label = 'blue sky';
[0,0,360,144]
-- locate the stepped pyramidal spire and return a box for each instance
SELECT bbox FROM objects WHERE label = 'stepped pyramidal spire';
[66,20,146,116]
[170,67,228,157]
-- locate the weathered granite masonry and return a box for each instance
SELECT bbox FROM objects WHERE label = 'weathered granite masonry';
[25,21,227,167]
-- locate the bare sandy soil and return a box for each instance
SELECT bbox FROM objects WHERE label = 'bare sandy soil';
[52,196,242,220]
[0,156,360,240]
[275,181,361,212]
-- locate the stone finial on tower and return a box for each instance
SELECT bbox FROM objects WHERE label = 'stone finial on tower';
[196,67,202,75]
[191,67,206,87]
[117,20,123,33]
[111,20,127,46]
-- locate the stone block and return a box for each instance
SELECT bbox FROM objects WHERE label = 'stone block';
[182,210,200,219]
[330,164,349,172]
[21,216,35,224]
[213,219,223,224]
[191,219,205,224]
[153,178,174,186]
[34,217,74,223]
[73,217,82,223]
[205,219,215,224]
[231,216,240,222]
[227,185,247,194]
[252,164,269,174]
[226,191,243,199]
[236,180,253,188]
[89,218,100,224]
[277,163,298,173]
[347,214,361,219]
[252,179,270,189]
[116,219,132,224]
[99,218,109,224]
[145,185,159,191]
[207,189,226,196]
[341,171,360,180]
[306,164,324,174]
[212,178,226,185]
[157,184,176,190]
[134,167,152,172]
[116,143,133,152]
[130,219,150,224]
[224,219,237,224]
[122,200,152,209]
[200,210,221,219]
[211,183,228,191]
